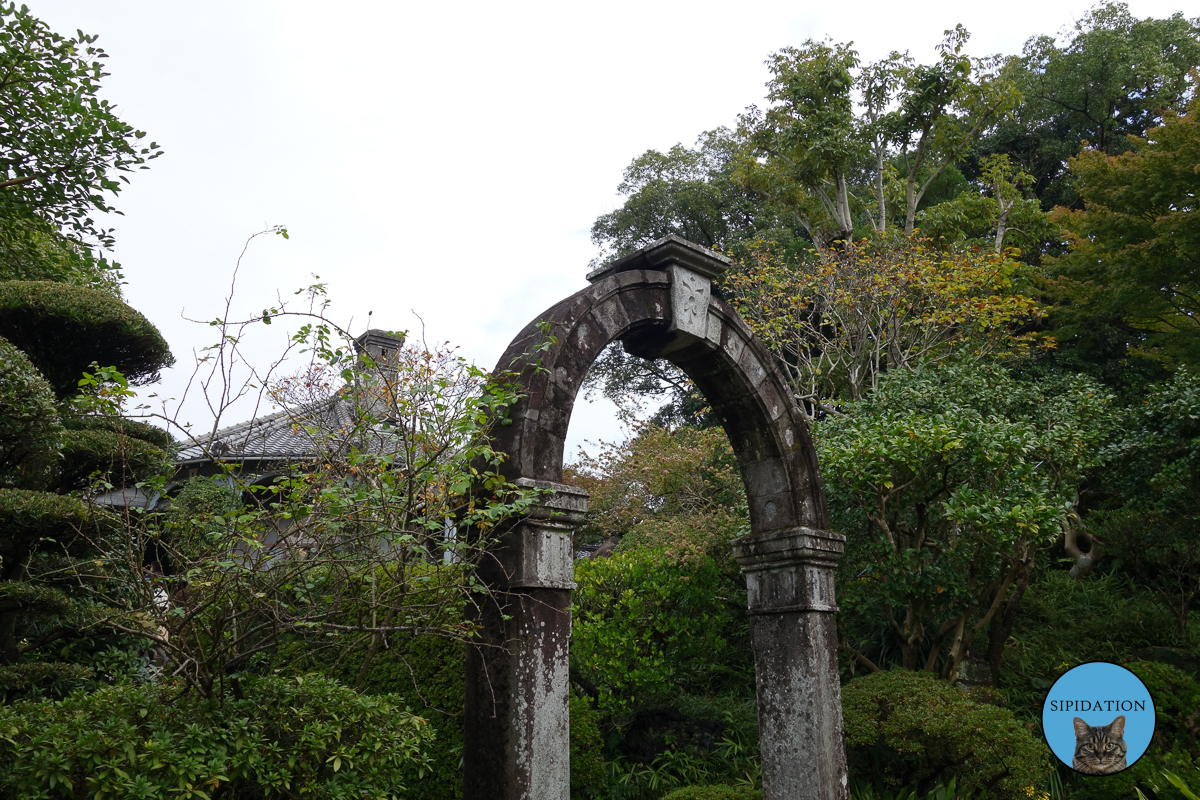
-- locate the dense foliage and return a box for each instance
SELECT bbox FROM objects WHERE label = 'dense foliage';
[572,547,751,719]
[0,675,433,799]
[0,2,160,250]
[4,2,1200,799]
[0,333,60,488]
[0,280,173,396]
[825,364,1110,678]
[842,671,1048,798]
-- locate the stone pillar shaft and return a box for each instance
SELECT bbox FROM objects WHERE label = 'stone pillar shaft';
[733,527,849,800]
[463,481,587,800]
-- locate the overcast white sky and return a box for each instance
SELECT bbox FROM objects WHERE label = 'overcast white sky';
[34,0,1193,459]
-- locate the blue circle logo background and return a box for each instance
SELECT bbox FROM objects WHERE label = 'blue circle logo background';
[1041,662,1155,770]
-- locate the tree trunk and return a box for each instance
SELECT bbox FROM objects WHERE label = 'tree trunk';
[994,193,1013,253]
[985,559,1036,684]
[875,149,887,232]
[0,611,18,664]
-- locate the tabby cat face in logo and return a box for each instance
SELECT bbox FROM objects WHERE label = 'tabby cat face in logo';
[1072,715,1127,775]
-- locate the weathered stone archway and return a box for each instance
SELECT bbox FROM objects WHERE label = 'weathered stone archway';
[465,236,848,800]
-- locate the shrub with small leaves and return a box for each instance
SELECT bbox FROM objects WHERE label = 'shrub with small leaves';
[841,670,1048,799]
[0,281,173,397]
[0,674,434,799]
[55,428,168,490]
[572,692,607,799]
[572,547,752,718]
[0,334,60,488]
[63,413,173,452]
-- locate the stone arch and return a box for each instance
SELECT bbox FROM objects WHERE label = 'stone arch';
[464,236,848,800]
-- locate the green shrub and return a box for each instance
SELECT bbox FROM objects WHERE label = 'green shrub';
[0,334,60,488]
[997,570,1188,718]
[172,476,243,515]
[274,616,466,800]
[572,547,753,718]
[0,487,115,554]
[55,428,168,489]
[842,670,1049,799]
[1064,663,1200,800]
[274,610,617,800]
[659,786,762,800]
[0,280,173,397]
[0,661,93,703]
[1130,662,1200,755]
[0,674,433,799]
[63,413,173,451]
[572,692,607,799]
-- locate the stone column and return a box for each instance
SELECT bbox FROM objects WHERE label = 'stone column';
[464,480,588,800]
[733,526,849,800]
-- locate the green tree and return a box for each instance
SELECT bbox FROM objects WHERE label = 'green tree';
[739,27,1019,244]
[739,39,863,247]
[823,363,1111,681]
[915,153,1058,255]
[569,422,746,560]
[590,128,800,263]
[0,282,173,685]
[979,1,1200,209]
[1095,370,1200,641]
[0,3,161,245]
[727,237,1040,418]
[886,27,1021,236]
[1044,84,1200,370]
[0,3,161,291]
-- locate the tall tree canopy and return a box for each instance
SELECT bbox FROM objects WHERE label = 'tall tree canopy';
[0,2,161,290]
[1045,85,1200,370]
[978,1,1200,209]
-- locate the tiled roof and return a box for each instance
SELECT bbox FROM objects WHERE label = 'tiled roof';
[174,397,361,465]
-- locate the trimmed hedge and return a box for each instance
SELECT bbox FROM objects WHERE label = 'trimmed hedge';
[0,334,60,488]
[0,280,173,397]
[55,428,169,490]
[842,670,1048,799]
[0,662,93,704]
[63,413,173,452]
[0,580,70,616]
[0,488,114,557]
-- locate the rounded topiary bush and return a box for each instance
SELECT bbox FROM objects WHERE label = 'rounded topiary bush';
[62,414,173,452]
[0,488,115,558]
[659,786,762,800]
[0,281,173,397]
[0,335,60,489]
[55,428,168,490]
[842,670,1049,799]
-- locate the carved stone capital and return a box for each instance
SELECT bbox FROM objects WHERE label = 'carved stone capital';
[513,478,588,526]
[733,526,845,614]
[496,480,589,590]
